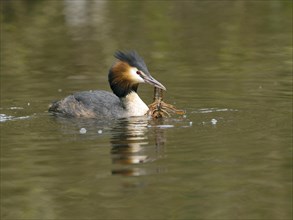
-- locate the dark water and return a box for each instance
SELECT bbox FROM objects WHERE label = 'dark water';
[1,1,292,219]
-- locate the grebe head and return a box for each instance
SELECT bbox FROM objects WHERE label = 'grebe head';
[108,51,166,98]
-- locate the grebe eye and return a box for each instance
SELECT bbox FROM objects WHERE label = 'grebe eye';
[136,71,141,75]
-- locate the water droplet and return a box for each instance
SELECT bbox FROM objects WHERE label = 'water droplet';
[211,118,217,125]
[79,128,87,134]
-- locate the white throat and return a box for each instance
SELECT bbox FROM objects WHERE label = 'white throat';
[121,92,149,117]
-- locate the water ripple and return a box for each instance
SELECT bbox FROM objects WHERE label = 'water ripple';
[191,108,238,114]
[0,114,30,122]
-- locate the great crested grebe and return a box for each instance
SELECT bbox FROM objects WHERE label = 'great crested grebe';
[49,51,166,119]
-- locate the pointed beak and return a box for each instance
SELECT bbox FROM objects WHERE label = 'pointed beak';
[143,75,166,91]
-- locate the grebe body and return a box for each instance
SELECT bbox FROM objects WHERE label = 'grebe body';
[49,51,166,119]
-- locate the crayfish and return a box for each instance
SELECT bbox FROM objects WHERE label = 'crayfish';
[147,87,185,118]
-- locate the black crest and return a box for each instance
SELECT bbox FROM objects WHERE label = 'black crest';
[114,50,150,75]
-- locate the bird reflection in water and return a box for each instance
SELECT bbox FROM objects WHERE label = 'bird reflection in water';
[110,117,166,176]
[50,115,167,177]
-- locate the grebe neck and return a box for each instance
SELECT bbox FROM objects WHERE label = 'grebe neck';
[120,92,149,117]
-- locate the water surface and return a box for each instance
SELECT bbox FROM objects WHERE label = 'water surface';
[1,1,292,219]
